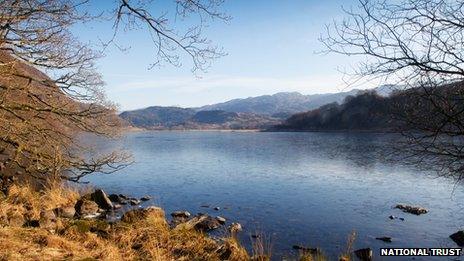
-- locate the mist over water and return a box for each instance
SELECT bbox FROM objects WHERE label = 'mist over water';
[85,131,464,260]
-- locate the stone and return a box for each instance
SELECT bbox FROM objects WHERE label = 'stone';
[229,222,242,234]
[39,210,57,230]
[175,214,222,232]
[375,236,392,243]
[354,248,372,261]
[113,204,122,210]
[292,245,321,255]
[214,207,220,211]
[216,216,226,224]
[388,215,396,220]
[140,195,151,201]
[54,206,76,218]
[75,199,99,216]
[395,204,428,215]
[121,206,165,223]
[109,194,122,202]
[7,212,24,227]
[130,199,141,206]
[91,189,113,210]
[450,231,464,247]
[171,211,191,219]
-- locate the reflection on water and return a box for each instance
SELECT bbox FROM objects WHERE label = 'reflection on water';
[84,131,464,260]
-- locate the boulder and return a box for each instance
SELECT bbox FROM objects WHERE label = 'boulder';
[121,206,165,223]
[7,212,24,227]
[395,204,428,215]
[171,211,191,219]
[130,199,141,206]
[450,231,464,246]
[229,222,242,234]
[109,194,122,202]
[91,189,113,210]
[140,195,151,201]
[375,236,392,243]
[354,248,372,261]
[54,206,76,218]
[214,207,220,211]
[175,214,222,232]
[39,210,57,230]
[216,216,226,224]
[75,199,99,216]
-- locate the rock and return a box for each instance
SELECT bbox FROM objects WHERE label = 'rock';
[175,214,222,232]
[140,195,151,201]
[121,206,165,223]
[54,206,76,218]
[75,199,99,216]
[395,204,428,215]
[39,210,57,230]
[399,217,405,221]
[200,205,210,208]
[7,212,24,227]
[375,236,392,243]
[229,222,242,234]
[119,194,129,200]
[129,199,141,206]
[91,189,113,210]
[216,216,226,224]
[251,234,260,239]
[171,211,191,219]
[113,204,122,210]
[450,231,464,246]
[24,220,40,227]
[354,248,372,261]
[389,215,396,220]
[292,245,321,255]
[109,194,122,202]
[214,207,220,211]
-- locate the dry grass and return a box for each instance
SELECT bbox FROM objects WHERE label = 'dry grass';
[0,184,250,261]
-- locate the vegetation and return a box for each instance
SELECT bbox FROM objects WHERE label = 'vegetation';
[321,0,464,180]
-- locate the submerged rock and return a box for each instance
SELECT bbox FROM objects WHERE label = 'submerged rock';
[214,207,220,211]
[140,195,151,201]
[354,248,373,261]
[292,245,321,255]
[450,231,464,246]
[91,189,113,210]
[375,236,392,243]
[129,199,141,206]
[395,204,428,215]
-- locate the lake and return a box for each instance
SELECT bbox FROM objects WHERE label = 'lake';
[84,131,464,260]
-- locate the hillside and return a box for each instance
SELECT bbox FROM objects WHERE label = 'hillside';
[119,107,280,130]
[273,83,463,132]
[198,90,362,117]
[274,91,394,131]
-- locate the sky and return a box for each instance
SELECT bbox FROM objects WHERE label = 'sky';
[74,0,374,110]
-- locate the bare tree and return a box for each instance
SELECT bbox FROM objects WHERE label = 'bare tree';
[0,0,228,184]
[321,0,464,180]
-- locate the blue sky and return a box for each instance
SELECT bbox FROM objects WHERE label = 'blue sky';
[75,0,374,110]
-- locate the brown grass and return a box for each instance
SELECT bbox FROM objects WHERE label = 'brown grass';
[0,184,250,261]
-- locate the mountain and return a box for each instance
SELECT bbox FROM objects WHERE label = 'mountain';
[197,90,362,117]
[119,107,279,130]
[273,91,394,131]
[119,106,196,128]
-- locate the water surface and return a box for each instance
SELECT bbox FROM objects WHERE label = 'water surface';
[85,131,464,260]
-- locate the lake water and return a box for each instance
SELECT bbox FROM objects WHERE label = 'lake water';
[85,131,464,260]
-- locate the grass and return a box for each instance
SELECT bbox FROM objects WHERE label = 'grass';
[0,183,249,260]
[0,183,358,260]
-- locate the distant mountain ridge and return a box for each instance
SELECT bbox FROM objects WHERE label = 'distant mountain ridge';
[120,86,396,130]
[197,89,362,117]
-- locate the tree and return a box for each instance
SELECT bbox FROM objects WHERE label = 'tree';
[321,0,464,180]
[0,0,227,183]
